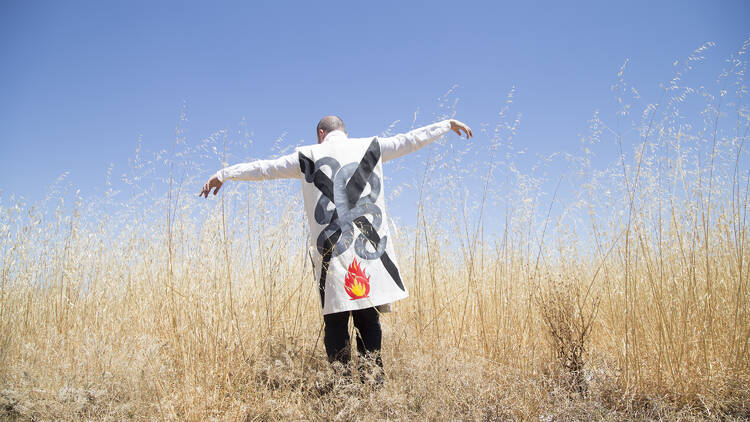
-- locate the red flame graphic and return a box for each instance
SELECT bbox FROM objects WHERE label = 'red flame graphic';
[344,258,370,300]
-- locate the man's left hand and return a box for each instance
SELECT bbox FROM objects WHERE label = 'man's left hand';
[449,119,473,139]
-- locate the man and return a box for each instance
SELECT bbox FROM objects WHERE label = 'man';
[199,115,472,379]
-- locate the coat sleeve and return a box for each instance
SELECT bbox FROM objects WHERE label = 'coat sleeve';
[378,120,452,163]
[215,152,302,182]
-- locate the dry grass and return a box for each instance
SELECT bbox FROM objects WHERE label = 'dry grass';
[1,41,749,420]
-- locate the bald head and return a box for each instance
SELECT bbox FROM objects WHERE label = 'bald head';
[316,115,346,143]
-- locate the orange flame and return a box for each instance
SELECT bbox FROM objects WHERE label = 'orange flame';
[344,258,370,300]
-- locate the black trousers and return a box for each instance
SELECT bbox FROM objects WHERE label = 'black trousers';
[323,307,382,367]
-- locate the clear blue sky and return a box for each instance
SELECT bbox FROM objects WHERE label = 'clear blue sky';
[1,0,748,206]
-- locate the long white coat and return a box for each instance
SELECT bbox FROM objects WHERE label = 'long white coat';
[216,120,451,314]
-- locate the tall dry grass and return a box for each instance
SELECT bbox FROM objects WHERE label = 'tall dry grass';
[1,41,749,421]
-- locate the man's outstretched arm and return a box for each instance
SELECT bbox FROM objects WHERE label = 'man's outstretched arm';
[199,152,300,198]
[378,119,473,163]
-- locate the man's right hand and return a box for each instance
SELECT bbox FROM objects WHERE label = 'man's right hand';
[199,175,223,198]
[450,119,473,139]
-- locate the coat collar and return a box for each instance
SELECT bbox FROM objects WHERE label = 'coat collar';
[322,130,347,143]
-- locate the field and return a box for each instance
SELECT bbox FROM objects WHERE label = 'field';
[1,43,749,421]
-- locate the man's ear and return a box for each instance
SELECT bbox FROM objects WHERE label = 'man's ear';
[317,129,326,144]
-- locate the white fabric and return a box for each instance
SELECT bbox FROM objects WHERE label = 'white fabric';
[215,121,451,182]
[215,120,452,314]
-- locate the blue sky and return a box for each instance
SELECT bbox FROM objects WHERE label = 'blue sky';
[1,0,748,210]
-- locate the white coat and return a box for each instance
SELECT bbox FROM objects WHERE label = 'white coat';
[216,120,452,314]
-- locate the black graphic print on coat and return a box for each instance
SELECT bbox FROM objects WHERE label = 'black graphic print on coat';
[299,138,405,306]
